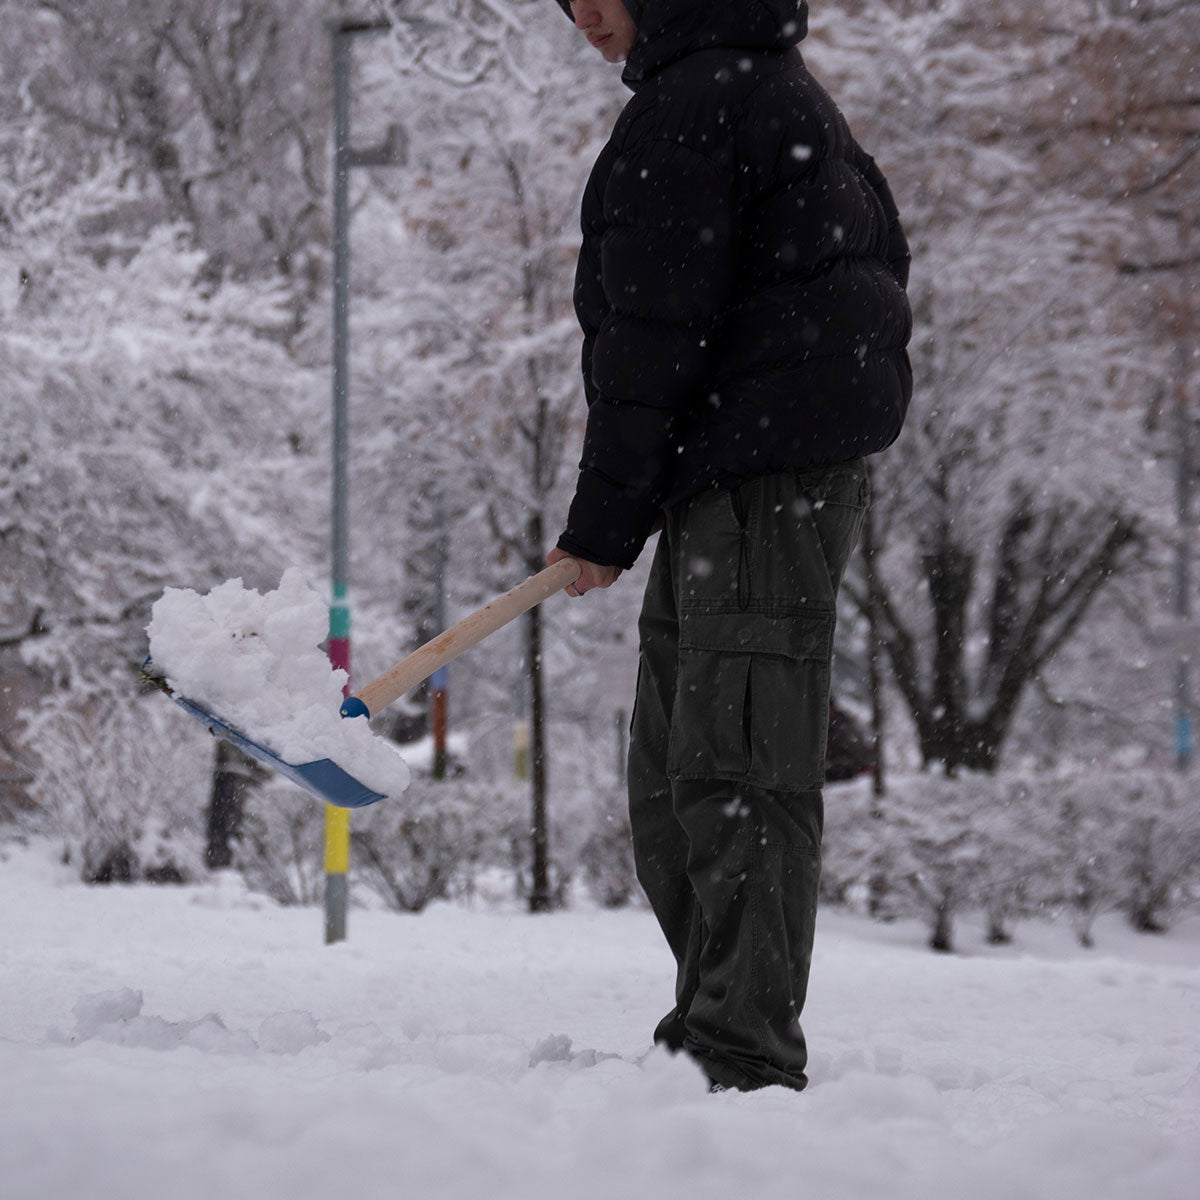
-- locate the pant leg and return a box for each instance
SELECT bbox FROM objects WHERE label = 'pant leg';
[673,778,823,1090]
[627,521,703,1051]
[630,463,869,1090]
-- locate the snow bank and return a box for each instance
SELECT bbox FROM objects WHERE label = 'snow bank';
[146,570,409,798]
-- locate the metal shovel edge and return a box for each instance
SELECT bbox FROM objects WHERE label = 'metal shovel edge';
[143,669,387,808]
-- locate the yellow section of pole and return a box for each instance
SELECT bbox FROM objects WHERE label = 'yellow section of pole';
[324,803,350,944]
[325,803,350,876]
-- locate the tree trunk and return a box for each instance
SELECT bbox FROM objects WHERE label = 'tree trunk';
[526,514,552,912]
[860,483,888,806]
[985,910,1013,945]
[864,497,1138,775]
[922,538,974,768]
[527,598,552,912]
[929,897,955,953]
[205,740,258,869]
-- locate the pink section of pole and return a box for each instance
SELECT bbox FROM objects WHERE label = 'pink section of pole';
[328,636,351,697]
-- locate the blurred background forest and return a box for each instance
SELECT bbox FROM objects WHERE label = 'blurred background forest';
[1,0,1197,951]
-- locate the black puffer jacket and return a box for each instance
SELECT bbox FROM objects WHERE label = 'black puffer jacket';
[556,0,912,569]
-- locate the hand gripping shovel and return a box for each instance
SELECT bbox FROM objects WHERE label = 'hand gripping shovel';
[148,558,581,809]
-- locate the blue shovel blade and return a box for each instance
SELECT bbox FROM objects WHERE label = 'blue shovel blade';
[167,690,386,810]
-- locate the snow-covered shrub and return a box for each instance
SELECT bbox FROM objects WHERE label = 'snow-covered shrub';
[1049,773,1134,947]
[820,777,881,908]
[229,748,635,913]
[351,775,525,913]
[824,767,1200,949]
[235,781,325,907]
[232,769,530,911]
[1015,768,1200,942]
[1114,772,1200,933]
[885,774,991,952]
[578,786,639,908]
[824,774,989,950]
[24,694,209,883]
[970,774,1060,943]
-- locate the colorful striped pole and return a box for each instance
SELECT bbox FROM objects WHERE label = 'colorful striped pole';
[326,22,353,946]
[325,16,403,944]
[431,664,449,781]
[431,523,448,780]
[325,583,352,942]
[328,585,352,683]
[325,19,362,945]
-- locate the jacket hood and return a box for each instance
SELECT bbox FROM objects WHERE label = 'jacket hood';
[622,0,808,88]
[554,1,646,20]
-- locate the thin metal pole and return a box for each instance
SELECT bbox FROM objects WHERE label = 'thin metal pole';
[325,26,354,945]
[331,31,352,606]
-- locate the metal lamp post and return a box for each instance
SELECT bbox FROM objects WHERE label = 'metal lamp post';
[325,16,405,943]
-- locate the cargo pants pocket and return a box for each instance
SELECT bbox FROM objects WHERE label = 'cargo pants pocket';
[666,604,835,792]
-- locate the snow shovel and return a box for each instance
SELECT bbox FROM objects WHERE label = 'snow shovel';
[147,557,581,809]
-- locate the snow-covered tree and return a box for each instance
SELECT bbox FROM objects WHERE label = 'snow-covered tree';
[807,0,1182,772]
[26,0,333,303]
[0,152,330,870]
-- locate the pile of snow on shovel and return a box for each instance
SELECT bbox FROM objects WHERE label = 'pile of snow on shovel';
[147,569,409,798]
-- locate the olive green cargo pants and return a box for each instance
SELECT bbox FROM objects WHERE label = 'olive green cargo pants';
[628,463,868,1092]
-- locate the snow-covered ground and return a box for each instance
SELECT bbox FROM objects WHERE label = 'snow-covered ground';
[2,843,1198,1200]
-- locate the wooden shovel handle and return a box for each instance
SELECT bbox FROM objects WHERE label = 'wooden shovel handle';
[349,558,582,718]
